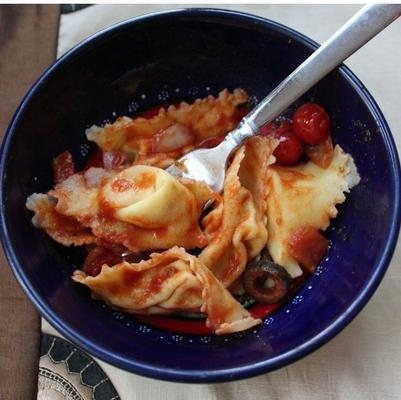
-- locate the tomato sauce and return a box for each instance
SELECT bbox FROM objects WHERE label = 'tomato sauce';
[148,267,177,295]
[133,172,156,190]
[98,197,116,219]
[112,178,135,192]
[288,225,328,273]
[83,148,103,170]
[83,246,123,277]
[53,151,75,184]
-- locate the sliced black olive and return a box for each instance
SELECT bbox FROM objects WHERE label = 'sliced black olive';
[243,259,293,304]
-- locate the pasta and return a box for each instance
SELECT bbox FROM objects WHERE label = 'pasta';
[26,89,360,335]
[47,166,213,252]
[86,89,248,168]
[73,247,261,335]
[265,145,360,278]
[199,137,274,289]
[26,193,96,246]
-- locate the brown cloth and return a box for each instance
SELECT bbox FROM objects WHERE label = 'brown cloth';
[0,5,60,400]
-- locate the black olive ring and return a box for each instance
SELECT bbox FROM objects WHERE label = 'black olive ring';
[243,259,293,304]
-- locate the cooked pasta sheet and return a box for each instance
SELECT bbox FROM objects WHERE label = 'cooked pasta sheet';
[46,165,214,252]
[266,145,361,278]
[199,137,275,290]
[86,89,248,168]
[73,247,261,335]
[26,193,96,246]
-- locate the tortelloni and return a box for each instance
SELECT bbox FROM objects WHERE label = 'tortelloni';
[46,165,214,252]
[26,193,96,246]
[265,145,361,278]
[86,88,249,168]
[101,165,201,228]
[199,137,275,290]
[73,247,261,335]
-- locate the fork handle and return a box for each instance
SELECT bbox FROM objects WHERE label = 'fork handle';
[229,3,401,143]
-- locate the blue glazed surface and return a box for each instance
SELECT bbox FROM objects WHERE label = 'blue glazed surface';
[1,9,400,383]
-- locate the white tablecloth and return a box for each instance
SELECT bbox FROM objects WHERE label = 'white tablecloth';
[43,4,401,399]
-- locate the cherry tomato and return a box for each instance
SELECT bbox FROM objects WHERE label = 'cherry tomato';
[83,246,123,277]
[53,151,75,184]
[198,135,225,149]
[273,133,303,166]
[260,120,292,137]
[288,225,328,273]
[293,103,330,145]
[261,120,303,165]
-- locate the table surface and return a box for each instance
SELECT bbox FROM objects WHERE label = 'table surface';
[0,5,59,400]
[1,4,401,400]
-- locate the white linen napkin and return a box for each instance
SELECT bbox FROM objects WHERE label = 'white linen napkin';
[40,5,401,400]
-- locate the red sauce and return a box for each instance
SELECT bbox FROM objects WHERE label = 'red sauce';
[136,302,282,335]
[83,149,103,170]
[135,105,164,119]
[134,172,156,190]
[226,254,240,279]
[288,225,328,273]
[148,267,177,295]
[154,226,168,239]
[83,246,123,277]
[197,135,225,149]
[112,178,135,192]
[197,234,207,248]
[122,268,141,287]
[98,197,116,219]
[53,151,75,184]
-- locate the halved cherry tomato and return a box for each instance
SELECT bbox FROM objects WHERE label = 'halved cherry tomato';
[53,151,75,184]
[198,135,225,149]
[288,225,328,273]
[273,133,303,166]
[83,246,123,277]
[293,103,330,145]
[261,120,303,165]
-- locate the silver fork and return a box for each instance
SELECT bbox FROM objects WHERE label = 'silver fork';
[166,4,401,192]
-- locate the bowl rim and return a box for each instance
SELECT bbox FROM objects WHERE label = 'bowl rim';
[1,7,400,383]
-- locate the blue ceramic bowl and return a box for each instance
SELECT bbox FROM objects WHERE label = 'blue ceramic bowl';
[1,9,400,383]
